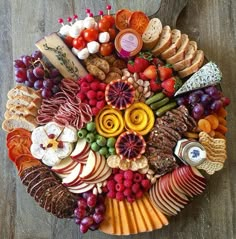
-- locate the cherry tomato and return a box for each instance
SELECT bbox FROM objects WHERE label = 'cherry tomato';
[100,42,114,56]
[83,28,99,42]
[64,35,74,48]
[107,28,116,41]
[98,18,111,32]
[73,36,87,50]
[103,15,115,26]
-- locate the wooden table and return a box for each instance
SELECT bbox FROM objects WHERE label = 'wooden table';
[0,0,235,238]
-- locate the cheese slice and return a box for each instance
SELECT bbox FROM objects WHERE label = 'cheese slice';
[35,33,87,80]
[175,62,222,96]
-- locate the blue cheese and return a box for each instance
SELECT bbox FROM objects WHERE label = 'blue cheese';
[175,62,222,96]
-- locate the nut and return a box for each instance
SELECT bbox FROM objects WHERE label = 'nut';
[121,75,128,81]
[93,187,98,195]
[127,77,134,84]
[148,169,155,175]
[151,177,157,184]
[133,72,139,81]
[143,81,150,87]
[137,86,143,93]
[97,187,102,194]
[137,79,144,86]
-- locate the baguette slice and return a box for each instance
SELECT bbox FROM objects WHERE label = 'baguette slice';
[4,105,39,119]
[151,26,172,56]
[7,85,41,100]
[6,96,42,109]
[173,41,197,71]
[142,18,162,50]
[160,29,182,59]
[166,34,189,64]
[2,115,38,132]
[178,50,204,78]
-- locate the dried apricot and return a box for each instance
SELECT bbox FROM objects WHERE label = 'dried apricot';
[205,114,219,130]
[214,131,226,139]
[128,11,149,35]
[216,124,228,135]
[115,9,132,31]
[198,119,212,133]
[217,107,227,118]
[218,116,227,126]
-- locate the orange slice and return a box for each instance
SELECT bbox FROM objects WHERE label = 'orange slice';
[115,9,133,31]
[128,11,149,35]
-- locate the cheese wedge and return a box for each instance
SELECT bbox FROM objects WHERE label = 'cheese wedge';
[35,33,87,80]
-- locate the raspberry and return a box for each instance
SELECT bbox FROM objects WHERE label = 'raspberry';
[124,179,133,188]
[132,183,140,193]
[90,81,100,91]
[133,172,143,183]
[135,190,143,199]
[119,169,125,174]
[115,183,125,192]
[76,92,86,101]
[96,100,106,110]
[91,107,100,116]
[89,99,97,107]
[85,74,95,82]
[124,170,134,180]
[112,168,120,174]
[114,173,123,183]
[96,91,105,100]
[99,82,107,91]
[81,82,90,92]
[107,190,116,199]
[116,192,125,201]
[107,180,116,191]
[127,195,135,203]
[123,188,132,197]
[87,90,97,99]
[141,179,151,190]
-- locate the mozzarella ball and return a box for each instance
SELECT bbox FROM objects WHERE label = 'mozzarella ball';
[98,32,110,43]
[87,41,100,54]
[77,47,89,60]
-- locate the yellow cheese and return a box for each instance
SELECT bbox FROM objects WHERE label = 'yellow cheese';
[35,33,87,80]
[118,200,131,235]
[111,198,122,235]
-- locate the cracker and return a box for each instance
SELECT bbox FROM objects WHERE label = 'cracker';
[104,72,121,83]
[86,64,106,81]
[102,54,117,65]
[109,67,123,75]
[112,59,127,69]
[87,57,110,74]
[197,159,224,175]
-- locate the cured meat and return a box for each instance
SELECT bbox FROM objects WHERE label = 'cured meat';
[37,78,92,129]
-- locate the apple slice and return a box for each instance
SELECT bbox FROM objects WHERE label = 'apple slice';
[170,171,188,196]
[88,163,112,184]
[190,166,206,184]
[55,172,70,179]
[70,139,88,159]
[62,163,82,186]
[80,150,96,178]
[68,183,95,194]
[159,175,184,209]
[51,157,77,172]
[54,161,80,174]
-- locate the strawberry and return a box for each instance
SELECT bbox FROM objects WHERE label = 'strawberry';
[142,65,157,80]
[133,57,150,72]
[150,79,162,92]
[139,72,149,81]
[158,65,173,81]
[127,60,137,73]
[161,77,182,97]
[152,57,164,67]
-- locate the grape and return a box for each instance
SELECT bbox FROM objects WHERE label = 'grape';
[24,80,34,87]
[192,103,204,119]
[194,89,204,97]
[22,55,33,67]
[74,207,86,219]
[34,80,44,90]
[31,50,42,60]
[52,76,62,85]
[95,204,105,214]
[210,100,223,112]
[97,194,105,204]
[221,96,231,107]
[15,77,25,83]
[52,85,60,94]
[211,90,221,100]
[176,96,188,106]
[189,93,200,104]
[50,68,60,78]
[92,212,104,224]
[14,59,26,68]
[80,224,89,234]
[205,86,218,96]
[33,67,45,78]
[89,223,99,231]
[81,216,94,226]
[27,69,37,83]
[87,194,97,208]
[200,94,212,107]
[83,192,92,200]
[77,198,87,209]
[15,68,27,80]
[75,218,81,225]
[43,78,54,89]
[42,88,52,98]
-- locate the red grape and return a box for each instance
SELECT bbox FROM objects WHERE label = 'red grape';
[89,223,99,231]
[200,94,212,107]
[52,85,60,94]
[22,55,33,67]
[221,96,231,107]
[192,103,204,119]
[34,80,44,90]
[49,68,60,78]
[42,88,52,98]
[95,204,105,214]
[43,78,54,89]
[74,207,86,219]
[52,76,62,85]
[176,96,188,106]
[189,93,200,104]
[27,69,37,83]
[15,77,25,83]
[92,212,104,224]
[81,216,94,227]
[210,100,223,112]
[31,50,42,60]
[14,59,26,68]
[80,224,89,233]
[87,194,97,208]
[15,68,27,80]
[24,80,34,87]
[33,67,45,78]
[77,198,87,209]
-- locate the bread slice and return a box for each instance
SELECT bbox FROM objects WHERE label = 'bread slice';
[166,34,189,64]
[2,115,38,132]
[7,85,41,100]
[173,41,197,71]
[178,50,204,78]
[142,18,162,50]
[160,29,182,59]
[6,95,42,109]
[151,26,172,56]
[4,105,39,119]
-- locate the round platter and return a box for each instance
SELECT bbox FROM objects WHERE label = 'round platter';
[2,5,230,236]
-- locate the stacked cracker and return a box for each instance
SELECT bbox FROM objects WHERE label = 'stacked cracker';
[84,54,127,83]
[2,85,41,132]
[142,18,204,78]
